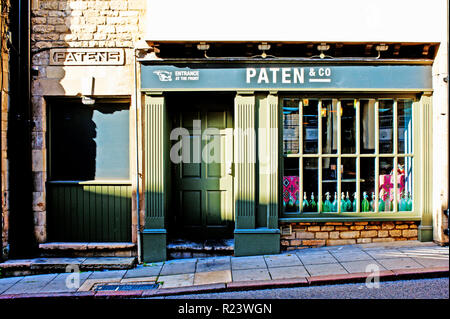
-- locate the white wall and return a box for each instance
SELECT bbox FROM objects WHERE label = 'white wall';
[145,0,446,42]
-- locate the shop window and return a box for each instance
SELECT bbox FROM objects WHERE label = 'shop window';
[282,97,414,215]
[49,102,130,181]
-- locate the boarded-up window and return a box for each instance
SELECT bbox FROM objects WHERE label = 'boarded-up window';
[49,101,130,180]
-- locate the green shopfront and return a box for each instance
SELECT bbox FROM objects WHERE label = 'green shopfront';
[140,61,433,262]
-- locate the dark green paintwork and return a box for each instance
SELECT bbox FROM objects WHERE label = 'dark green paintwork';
[47,183,132,242]
[234,229,280,256]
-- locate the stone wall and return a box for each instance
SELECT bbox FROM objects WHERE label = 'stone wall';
[280,221,420,251]
[1,0,11,258]
[30,0,148,244]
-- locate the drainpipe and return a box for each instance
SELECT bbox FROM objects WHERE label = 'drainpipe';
[133,47,142,264]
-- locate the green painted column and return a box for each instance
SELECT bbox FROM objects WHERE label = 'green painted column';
[142,92,168,262]
[234,92,256,229]
[418,93,433,241]
[234,92,280,256]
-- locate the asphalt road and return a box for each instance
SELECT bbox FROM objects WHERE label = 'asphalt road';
[158,277,449,299]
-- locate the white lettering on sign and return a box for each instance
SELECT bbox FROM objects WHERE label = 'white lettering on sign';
[246,67,306,84]
[49,48,125,66]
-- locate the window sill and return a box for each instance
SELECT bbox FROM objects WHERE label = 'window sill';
[279,212,421,223]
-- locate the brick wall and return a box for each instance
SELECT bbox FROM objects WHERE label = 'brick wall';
[30,0,147,244]
[280,221,419,251]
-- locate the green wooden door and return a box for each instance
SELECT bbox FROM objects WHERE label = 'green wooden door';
[172,98,234,238]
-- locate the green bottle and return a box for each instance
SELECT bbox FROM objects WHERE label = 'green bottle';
[361,192,370,212]
[331,192,338,212]
[369,192,375,212]
[345,192,352,212]
[288,195,295,211]
[310,192,317,212]
[352,192,357,212]
[406,191,412,211]
[378,191,385,212]
[302,192,309,212]
[295,197,300,212]
[340,192,347,212]
[323,192,332,212]
[398,190,407,212]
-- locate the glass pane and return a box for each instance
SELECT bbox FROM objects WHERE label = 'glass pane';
[360,158,375,212]
[283,98,300,154]
[50,103,130,180]
[360,99,375,154]
[379,100,394,153]
[322,157,337,212]
[378,157,394,211]
[398,100,413,154]
[321,99,338,154]
[341,157,356,212]
[303,99,318,154]
[282,158,300,213]
[398,157,413,211]
[302,158,318,212]
[341,99,356,154]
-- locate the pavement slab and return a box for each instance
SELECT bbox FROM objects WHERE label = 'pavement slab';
[364,249,406,260]
[39,272,92,293]
[340,260,387,274]
[87,270,127,280]
[2,274,58,295]
[160,259,197,276]
[232,268,271,282]
[193,270,232,285]
[158,273,195,288]
[124,264,163,278]
[231,256,267,270]
[268,265,310,280]
[304,263,349,277]
[264,254,302,268]
[376,257,425,270]
[297,251,339,265]
[196,256,231,272]
[329,250,375,262]
[0,276,25,294]
[411,257,450,268]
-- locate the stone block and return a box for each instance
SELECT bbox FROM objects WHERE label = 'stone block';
[32,192,45,212]
[326,239,357,246]
[360,230,378,238]
[389,230,402,237]
[365,225,381,230]
[340,231,360,239]
[372,238,396,243]
[378,230,389,237]
[354,222,369,226]
[402,229,418,238]
[296,231,314,239]
[324,222,343,226]
[301,240,326,246]
[307,226,321,232]
[32,25,56,33]
[320,226,334,231]
[329,231,340,239]
[315,232,329,239]
[335,226,349,231]
[350,226,365,230]
[356,238,372,244]
[290,239,301,246]
[382,222,395,230]
[395,224,409,229]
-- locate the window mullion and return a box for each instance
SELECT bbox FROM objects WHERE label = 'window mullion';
[374,99,380,213]
[393,99,398,212]
[318,100,323,213]
[299,100,303,213]
[337,99,342,213]
[356,99,361,213]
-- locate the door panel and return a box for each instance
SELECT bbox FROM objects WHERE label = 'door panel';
[171,96,234,238]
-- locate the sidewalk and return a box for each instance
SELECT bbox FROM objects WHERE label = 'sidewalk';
[0,241,448,299]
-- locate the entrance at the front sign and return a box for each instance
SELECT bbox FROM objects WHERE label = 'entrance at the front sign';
[167,93,235,239]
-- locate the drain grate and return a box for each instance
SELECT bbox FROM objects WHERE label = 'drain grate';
[95,283,159,291]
